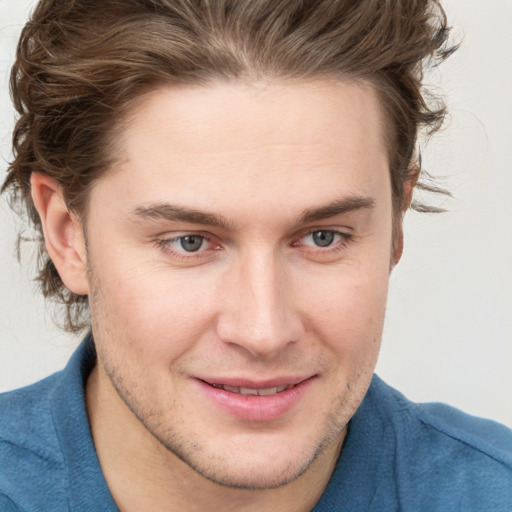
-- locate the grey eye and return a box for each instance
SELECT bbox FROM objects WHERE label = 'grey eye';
[312,231,335,247]
[179,235,204,252]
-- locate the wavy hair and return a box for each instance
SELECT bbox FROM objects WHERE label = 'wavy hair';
[2,0,457,332]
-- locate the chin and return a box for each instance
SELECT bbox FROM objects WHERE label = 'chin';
[156,425,342,491]
[182,452,315,490]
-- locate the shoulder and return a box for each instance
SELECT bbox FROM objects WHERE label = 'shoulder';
[371,376,512,463]
[0,338,114,511]
[0,373,67,508]
[0,373,63,462]
[0,494,22,512]
[416,399,512,463]
[371,376,512,509]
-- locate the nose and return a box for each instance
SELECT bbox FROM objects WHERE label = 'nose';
[215,249,305,358]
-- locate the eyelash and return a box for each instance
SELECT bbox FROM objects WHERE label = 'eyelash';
[293,229,353,255]
[154,233,217,260]
[154,229,353,261]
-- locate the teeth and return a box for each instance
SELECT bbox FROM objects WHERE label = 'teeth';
[240,387,259,395]
[223,385,241,393]
[211,383,293,395]
[256,387,277,396]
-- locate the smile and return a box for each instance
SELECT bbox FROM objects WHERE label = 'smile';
[209,384,294,395]
[196,377,315,421]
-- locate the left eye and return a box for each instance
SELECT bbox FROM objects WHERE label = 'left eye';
[302,230,343,248]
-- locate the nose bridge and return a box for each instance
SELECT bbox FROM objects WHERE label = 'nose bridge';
[217,247,302,357]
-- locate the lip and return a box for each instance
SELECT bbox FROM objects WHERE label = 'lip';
[194,375,315,422]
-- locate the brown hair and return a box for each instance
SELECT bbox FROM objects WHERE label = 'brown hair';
[2,0,456,332]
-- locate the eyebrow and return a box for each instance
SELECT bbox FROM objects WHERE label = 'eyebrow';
[298,196,376,224]
[132,204,234,230]
[132,195,375,230]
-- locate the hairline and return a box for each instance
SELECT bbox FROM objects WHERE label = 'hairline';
[77,74,398,225]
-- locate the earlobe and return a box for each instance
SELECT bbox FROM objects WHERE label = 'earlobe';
[30,173,89,295]
[391,229,404,268]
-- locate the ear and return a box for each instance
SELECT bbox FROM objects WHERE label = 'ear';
[402,164,420,211]
[30,173,90,295]
[391,165,420,267]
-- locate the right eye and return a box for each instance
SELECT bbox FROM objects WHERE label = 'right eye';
[154,232,223,263]
[173,235,206,252]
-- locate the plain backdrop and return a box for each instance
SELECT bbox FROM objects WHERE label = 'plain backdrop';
[1,0,511,427]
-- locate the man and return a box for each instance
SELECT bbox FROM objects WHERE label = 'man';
[0,1,511,511]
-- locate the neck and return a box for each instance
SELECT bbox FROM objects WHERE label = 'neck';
[86,364,345,512]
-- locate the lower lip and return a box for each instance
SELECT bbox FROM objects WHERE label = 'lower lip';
[195,378,314,422]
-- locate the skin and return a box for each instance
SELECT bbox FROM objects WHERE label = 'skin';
[32,79,410,511]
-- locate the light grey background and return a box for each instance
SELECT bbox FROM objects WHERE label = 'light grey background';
[1,0,511,427]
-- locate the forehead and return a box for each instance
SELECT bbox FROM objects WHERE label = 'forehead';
[97,79,389,220]
[118,79,386,159]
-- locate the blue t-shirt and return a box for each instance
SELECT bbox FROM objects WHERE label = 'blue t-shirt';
[1,337,511,511]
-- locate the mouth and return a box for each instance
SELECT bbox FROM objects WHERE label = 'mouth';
[196,376,314,421]
[208,383,296,396]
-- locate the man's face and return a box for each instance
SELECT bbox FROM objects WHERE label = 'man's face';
[84,79,394,489]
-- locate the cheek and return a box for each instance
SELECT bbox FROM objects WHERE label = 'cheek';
[301,264,389,357]
[89,256,220,364]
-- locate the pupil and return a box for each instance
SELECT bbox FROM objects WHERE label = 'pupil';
[312,231,334,247]
[180,236,203,252]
